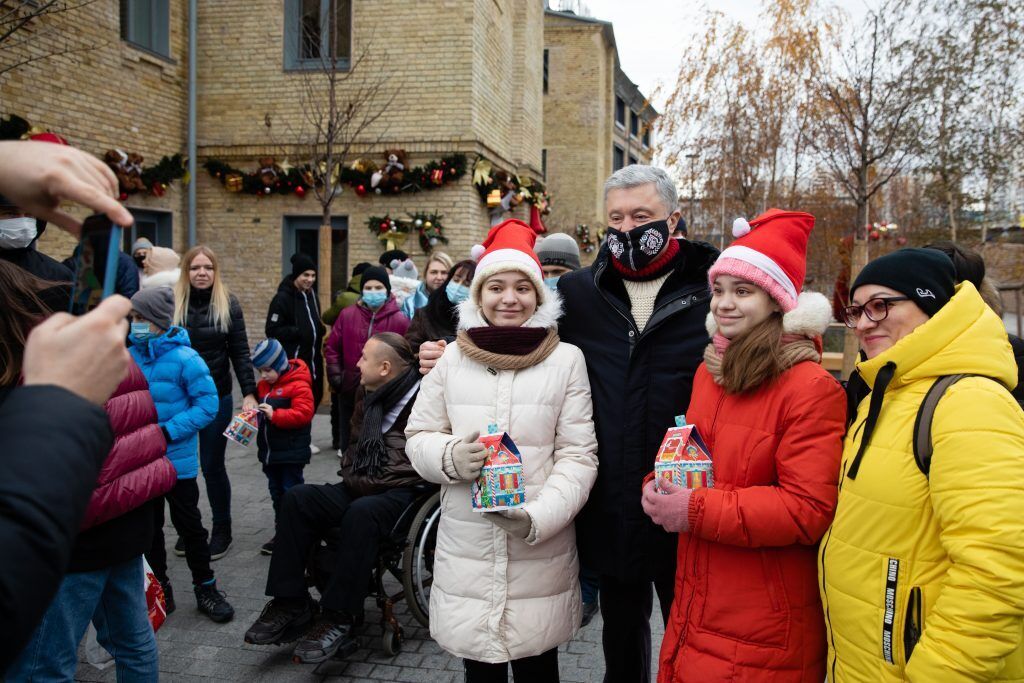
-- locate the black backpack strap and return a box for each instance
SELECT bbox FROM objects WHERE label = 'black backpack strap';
[912,374,969,477]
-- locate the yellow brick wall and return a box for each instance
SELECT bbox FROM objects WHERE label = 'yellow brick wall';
[1,0,189,259]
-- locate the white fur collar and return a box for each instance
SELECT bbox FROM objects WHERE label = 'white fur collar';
[705,291,833,337]
[140,268,180,290]
[457,289,563,331]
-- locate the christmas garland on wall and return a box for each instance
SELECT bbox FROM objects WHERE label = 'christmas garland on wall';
[472,157,551,213]
[367,212,447,253]
[1,114,187,198]
[203,152,467,199]
[575,224,604,254]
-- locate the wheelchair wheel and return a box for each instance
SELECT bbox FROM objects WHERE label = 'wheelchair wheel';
[401,491,441,628]
[382,628,402,656]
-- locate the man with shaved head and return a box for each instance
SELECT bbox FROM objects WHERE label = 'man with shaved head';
[245,333,426,663]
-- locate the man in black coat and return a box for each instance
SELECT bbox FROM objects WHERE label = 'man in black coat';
[266,253,327,413]
[557,165,717,682]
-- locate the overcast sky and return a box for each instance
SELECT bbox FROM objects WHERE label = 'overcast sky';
[579,0,873,109]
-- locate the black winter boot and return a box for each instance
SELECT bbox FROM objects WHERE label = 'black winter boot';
[209,523,232,561]
[195,581,234,623]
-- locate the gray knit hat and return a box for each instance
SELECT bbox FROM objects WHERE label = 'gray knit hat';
[130,286,175,330]
[535,232,581,271]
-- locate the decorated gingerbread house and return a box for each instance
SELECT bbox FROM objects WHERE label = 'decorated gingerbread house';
[472,432,526,511]
[655,416,714,490]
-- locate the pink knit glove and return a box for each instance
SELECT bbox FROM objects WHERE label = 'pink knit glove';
[641,479,692,533]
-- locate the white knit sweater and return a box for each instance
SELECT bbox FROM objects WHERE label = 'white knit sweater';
[624,273,671,332]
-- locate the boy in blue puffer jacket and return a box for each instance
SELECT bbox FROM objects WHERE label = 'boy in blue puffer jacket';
[128,286,235,623]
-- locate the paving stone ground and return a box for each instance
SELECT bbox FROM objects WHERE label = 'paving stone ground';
[75,410,663,681]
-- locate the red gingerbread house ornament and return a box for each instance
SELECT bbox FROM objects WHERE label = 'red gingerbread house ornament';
[223,409,259,447]
[654,415,714,490]
[472,429,526,511]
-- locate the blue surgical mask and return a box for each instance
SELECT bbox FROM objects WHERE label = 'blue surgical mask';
[129,322,155,345]
[362,290,387,309]
[544,276,560,292]
[446,281,470,304]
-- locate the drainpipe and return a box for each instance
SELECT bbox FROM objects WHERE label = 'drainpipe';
[187,0,197,247]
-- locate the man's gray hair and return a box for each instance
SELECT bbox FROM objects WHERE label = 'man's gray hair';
[603,165,678,214]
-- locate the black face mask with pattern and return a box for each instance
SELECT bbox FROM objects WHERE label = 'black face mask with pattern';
[605,219,670,271]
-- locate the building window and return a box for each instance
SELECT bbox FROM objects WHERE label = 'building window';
[628,155,638,166]
[615,97,625,128]
[630,111,639,138]
[541,149,547,179]
[120,0,170,57]
[543,49,549,94]
[613,145,625,171]
[642,126,651,149]
[284,0,352,71]
[122,209,172,251]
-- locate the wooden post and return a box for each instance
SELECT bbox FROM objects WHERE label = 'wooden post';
[318,223,333,315]
[841,238,869,380]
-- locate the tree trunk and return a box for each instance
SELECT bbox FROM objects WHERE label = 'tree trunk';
[841,238,870,380]
[945,188,958,242]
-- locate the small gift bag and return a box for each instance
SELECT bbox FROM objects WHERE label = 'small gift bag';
[223,409,259,447]
[472,425,526,512]
[654,415,714,491]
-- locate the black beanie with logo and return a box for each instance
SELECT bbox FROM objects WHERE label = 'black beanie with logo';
[851,247,957,317]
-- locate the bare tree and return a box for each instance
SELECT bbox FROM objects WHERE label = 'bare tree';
[0,1,105,78]
[810,0,929,233]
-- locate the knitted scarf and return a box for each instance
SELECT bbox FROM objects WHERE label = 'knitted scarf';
[702,332,821,386]
[354,365,421,477]
[457,327,561,370]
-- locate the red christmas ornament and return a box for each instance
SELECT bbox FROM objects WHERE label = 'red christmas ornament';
[119,192,128,201]
[295,185,306,198]
[896,236,907,246]
[869,229,881,241]
[355,184,367,197]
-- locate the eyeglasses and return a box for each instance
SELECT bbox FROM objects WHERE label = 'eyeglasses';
[841,296,910,328]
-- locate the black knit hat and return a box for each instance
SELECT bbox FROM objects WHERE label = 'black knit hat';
[361,266,391,295]
[379,250,409,268]
[352,262,372,277]
[851,247,957,317]
[290,252,316,278]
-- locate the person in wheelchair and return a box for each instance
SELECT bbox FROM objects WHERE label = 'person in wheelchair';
[244,332,425,663]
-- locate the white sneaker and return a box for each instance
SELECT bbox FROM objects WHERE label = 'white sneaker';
[310,444,321,454]
[337,449,343,458]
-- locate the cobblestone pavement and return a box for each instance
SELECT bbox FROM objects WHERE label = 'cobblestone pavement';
[76,412,663,681]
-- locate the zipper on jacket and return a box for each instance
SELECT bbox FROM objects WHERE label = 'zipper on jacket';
[368,310,378,339]
[301,291,318,379]
[260,390,272,464]
[903,586,922,665]
[820,458,848,682]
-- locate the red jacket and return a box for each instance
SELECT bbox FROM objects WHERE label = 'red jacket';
[82,359,177,530]
[256,359,315,465]
[324,298,410,394]
[657,360,845,682]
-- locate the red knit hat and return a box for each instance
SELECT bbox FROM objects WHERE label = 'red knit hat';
[470,218,545,303]
[707,208,814,312]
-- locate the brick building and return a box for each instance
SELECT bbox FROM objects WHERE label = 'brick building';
[541,6,657,256]
[1,0,654,319]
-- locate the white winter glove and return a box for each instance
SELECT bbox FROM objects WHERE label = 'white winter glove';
[444,431,486,481]
[484,508,533,541]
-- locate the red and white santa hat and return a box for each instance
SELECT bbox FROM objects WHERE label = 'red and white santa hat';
[470,218,546,304]
[708,208,814,312]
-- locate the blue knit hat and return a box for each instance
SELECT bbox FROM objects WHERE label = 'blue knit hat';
[252,338,288,373]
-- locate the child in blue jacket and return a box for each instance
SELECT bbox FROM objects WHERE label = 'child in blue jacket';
[128,286,234,623]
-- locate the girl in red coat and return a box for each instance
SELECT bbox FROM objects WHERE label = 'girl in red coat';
[642,209,845,682]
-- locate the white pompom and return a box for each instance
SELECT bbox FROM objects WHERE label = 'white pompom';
[389,259,400,270]
[732,217,751,238]
[470,244,486,262]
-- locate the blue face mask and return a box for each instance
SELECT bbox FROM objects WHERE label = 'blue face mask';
[362,290,387,309]
[129,322,155,345]
[446,281,470,304]
[544,276,560,292]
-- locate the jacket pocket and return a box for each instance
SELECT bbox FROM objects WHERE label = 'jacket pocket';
[903,586,922,664]
[698,545,790,649]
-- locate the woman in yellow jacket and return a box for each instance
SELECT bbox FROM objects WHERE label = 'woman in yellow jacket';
[819,248,1024,682]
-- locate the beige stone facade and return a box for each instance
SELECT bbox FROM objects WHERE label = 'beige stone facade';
[541,9,656,259]
[2,0,543,326]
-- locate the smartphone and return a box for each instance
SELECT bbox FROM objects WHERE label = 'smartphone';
[69,214,124,313]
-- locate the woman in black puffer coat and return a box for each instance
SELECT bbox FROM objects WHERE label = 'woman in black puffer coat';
[173,245,258,559]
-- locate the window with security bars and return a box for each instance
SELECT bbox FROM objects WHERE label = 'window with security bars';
[285,0,352,70]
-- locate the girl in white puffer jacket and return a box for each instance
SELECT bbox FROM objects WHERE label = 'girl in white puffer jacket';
[405,219,598,682]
